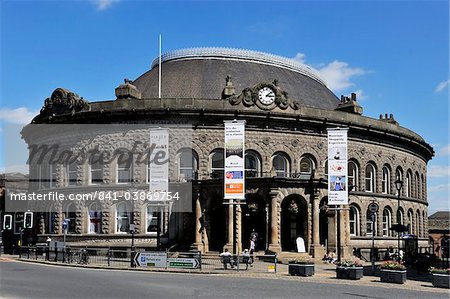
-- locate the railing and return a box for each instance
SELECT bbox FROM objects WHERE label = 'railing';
[19,246,277,273]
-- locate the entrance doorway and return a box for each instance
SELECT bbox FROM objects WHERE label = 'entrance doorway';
[207,195,226,251]
[319,197,329,247]
[281,195,308,251]
[241,194,266,251]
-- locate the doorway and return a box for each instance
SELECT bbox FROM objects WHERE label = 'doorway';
[281,195,308,251]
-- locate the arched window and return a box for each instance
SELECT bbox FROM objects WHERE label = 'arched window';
[406,171,412,197]
[66,162,77,186]
[348,161,358,191]
[116,201,131,233]
[64,203,76,234]
[396,209,404,238]
[396,168,403,196]
[365,163,376,192]
[349,205,359,236]
[416,210,421,237]
[88,202,102,234]
[47,205,57,234]
[421,174,425,199]
[382,166,390,194]
[382,208,392,237]
[272,152,290,178]
[49,164,57,188]
[177,149,198,181]
[116,149,132,184]
[37,162,52,189]
[90,160,103,185]
[415,172,420,199]
[423,210,427,236]
[146,205,164,233]
[366,207,377,236]
[299,155,315,179]
[245,150,262,178]
[210,149,224,179]
[407,209,413,234]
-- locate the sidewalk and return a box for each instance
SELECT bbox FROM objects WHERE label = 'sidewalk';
[7,256,449,294]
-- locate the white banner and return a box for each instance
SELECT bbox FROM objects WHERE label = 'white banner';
[224,121,245,200]
[327,128,348,205]
[149,129,169,193]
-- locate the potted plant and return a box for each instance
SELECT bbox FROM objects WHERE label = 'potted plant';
[379,261,407,284]
[288,257,315,276]
[430,267,450,289]
[335,258,363,280]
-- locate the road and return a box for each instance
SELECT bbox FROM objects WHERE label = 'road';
[0,260,448,299]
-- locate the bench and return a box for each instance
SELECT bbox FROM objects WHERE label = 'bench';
[221,255,253,270]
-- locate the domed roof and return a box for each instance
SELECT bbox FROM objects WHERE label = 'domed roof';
[133,48,340,110]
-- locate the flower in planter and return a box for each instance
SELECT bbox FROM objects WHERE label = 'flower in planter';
[336,258,363,268]
[288,201,298,214]
[429,267,450,274]
[379,261,406,271]
[289,257,314,265]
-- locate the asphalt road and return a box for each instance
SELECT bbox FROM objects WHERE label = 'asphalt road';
[1,260,448,299]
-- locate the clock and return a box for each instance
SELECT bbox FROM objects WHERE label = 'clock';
[258,87,275,105]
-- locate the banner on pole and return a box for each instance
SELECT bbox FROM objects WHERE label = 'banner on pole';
[327,128,348,205]
[149,129,169,193]
[224,121,245,200]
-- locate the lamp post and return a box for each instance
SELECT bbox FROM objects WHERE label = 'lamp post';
[395,179,403,262]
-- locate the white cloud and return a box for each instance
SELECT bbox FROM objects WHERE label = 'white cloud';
[0,107,39,125]
[290,53,368,95]
[317,60,367,92]
[292,52,306,64]
[428,165,450,178]
[94,0,118,11]
[439,144,450,156]
[434,79,450,93]
[353,89,367,100]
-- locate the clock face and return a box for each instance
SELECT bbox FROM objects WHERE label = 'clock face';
[258,87,275,105]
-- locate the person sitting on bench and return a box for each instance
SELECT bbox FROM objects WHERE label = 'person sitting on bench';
[219,249,234,269]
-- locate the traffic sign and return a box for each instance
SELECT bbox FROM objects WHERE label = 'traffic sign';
[368,203,378,213]
[134,252,167,268]
[167,258,200,269]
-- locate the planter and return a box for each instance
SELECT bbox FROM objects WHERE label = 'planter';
[288,263,315,276]
[432,273,450,289]
[336,267,363,280]
[380,269,407,284]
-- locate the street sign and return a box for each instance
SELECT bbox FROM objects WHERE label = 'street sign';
[368,203,378,213]
[134,252,167,268]
[167,257,200,269]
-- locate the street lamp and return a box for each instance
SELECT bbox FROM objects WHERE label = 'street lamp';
[395,179,403,262]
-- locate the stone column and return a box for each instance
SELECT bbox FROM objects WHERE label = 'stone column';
[236,205,242,253]
[224,203,234,252]
[191,197,204,252]
[268,190,281,253]
[310,193,325,258]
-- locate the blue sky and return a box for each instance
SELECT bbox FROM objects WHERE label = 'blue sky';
[1,0,449,213]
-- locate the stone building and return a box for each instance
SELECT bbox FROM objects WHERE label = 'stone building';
[428,211,450,259]
[18,48,433,257]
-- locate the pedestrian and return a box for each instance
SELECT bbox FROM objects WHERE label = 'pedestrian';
[249,239,255,263]
[242,249,252,270]
[250,229,259,250]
